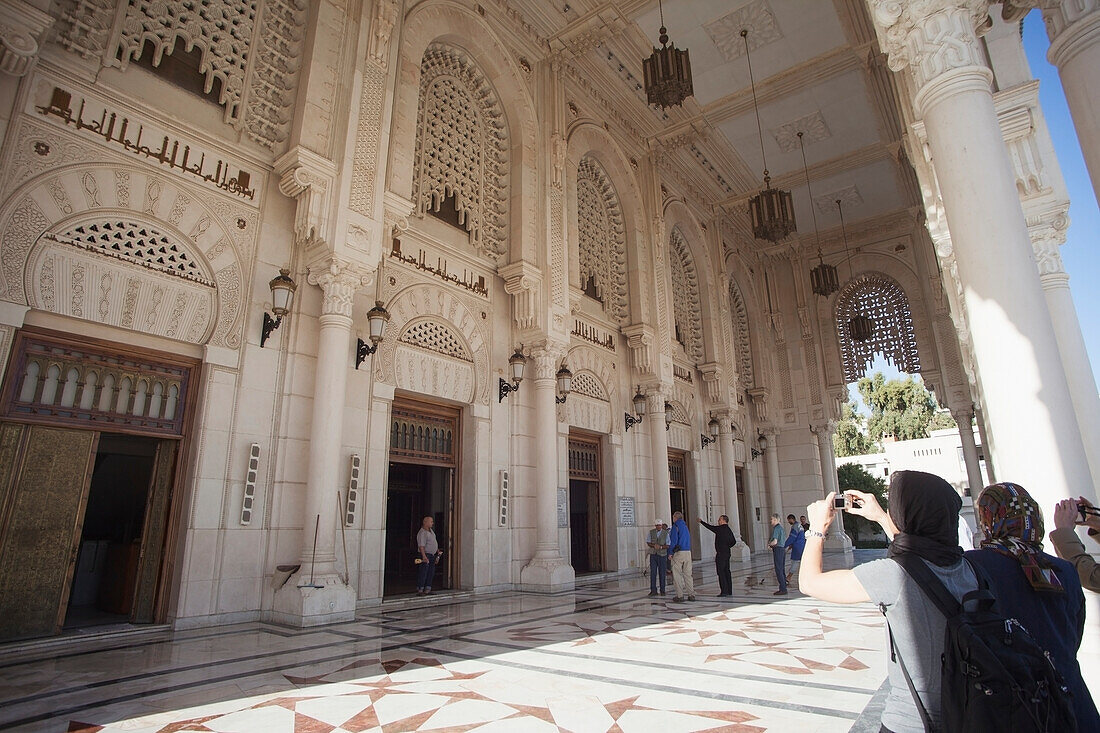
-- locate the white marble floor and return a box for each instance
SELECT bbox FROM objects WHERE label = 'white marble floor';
[0,553,1094,732]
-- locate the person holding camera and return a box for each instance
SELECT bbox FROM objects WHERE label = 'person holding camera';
[1050,495,1100,593]
[799,470,976,733]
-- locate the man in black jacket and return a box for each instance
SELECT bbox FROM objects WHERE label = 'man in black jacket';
[699,515,737,597]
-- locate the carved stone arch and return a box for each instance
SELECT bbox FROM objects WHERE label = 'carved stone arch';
[834,271,921,383]
[728,280,754,389]
[564,344,616,400]
[575,156,628,322]
[390,4,538,263]
[667,226,704,364]
[411,43,509,261]
[565,122,649,326]
[0,163,253,347]
[375,284,489,404]
[562,343,615,434]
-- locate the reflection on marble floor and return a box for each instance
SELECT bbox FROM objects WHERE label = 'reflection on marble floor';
[2,556,892,732]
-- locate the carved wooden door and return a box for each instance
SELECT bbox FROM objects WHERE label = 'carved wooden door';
[0,424,98,640]
[131,440,178,624]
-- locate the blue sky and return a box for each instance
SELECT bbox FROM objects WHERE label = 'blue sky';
[848,15,1100,412]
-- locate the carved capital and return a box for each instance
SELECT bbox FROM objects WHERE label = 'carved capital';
[274,147,338,246]
[307,257,374,318]
[500,260,543,331]
[622,323,656,376]
[950,405,975,425]
[0,0,53,77]
[699,362,724,405]
[809,419,838,440]
[1036,1,1100,68]
[747,387,769,423]
[529,343,566,381]
[869,0,992,90]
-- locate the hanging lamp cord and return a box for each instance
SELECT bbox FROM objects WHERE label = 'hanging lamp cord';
[742,29,770,187]
[838,199,855,278]
[799,131,823,262]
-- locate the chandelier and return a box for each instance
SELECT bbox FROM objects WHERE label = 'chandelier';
[742,28,795,242]
[799,131,838,297]
[837,199,874,342]
[643,0,694,109]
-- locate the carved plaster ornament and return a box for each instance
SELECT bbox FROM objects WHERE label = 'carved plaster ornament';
[0,0,53,76]
[835,272,921,383]
[577,157,629,324]
[275,147,337,247]
[307,258,374,319]
[669,228,703,363]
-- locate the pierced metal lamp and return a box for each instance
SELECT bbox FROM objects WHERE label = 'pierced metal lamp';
[642,0,694,109]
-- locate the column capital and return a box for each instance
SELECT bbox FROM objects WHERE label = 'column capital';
[275,146,338,246]
[0,0,52,77]
[868,0,993,93]
[529,343,566,381]
[810,419,838,438]
[307,257,374,318]
[950,404,975,424]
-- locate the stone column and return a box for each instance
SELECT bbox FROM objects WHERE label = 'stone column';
[718,421,751,562]
[762,428,782,519]
[952,406,986,496]
[520,346,574,592]
[812,421,854,560]
[869,1,1094,517]
[648,391,673,525]
[273,258,371,626]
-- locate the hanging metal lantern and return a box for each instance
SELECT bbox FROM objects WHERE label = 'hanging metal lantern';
[848,315,875,342]
[749,180,796,242]
[810,260,839,297]
[642,2,693,109]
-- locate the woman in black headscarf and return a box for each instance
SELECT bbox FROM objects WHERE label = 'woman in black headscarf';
[799,471,976,733]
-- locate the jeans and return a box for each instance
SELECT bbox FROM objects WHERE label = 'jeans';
[417,553,438,590]
[715,551,732,595]
[649,553,667,593]
[772,546,787,592]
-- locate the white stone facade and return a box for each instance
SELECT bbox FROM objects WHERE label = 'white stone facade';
[0,0,1096,635]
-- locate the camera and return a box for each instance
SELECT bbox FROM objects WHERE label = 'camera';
[1079,503,1100,521]
[834,494,852,510]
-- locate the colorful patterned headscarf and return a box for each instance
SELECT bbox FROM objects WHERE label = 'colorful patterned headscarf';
[977,482,1064,594]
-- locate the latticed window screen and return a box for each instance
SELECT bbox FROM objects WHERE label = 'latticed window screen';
[668,453,687,489]
[390,408,457,466]
[568,437,600,480]
[669,228,703,363]
[834,273,920,383]
[570,371,607,401]
[58,221,210,284]
[398,321,472,362]
[576,156,628,322]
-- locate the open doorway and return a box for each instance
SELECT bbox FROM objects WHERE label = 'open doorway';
[735,466,750,542]
[567,434,603,574]
[383,462,454,596]
[65,434,159,629]
[669,450,689,523]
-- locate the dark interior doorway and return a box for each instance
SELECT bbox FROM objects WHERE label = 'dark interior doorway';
[65,434,158,629]
[569,479,602,574]
[383,462,453,597]
[735,467,750,543]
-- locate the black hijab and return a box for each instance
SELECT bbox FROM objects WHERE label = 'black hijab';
[886,470,963,567]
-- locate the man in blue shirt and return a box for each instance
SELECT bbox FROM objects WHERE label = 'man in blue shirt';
[667,511,695,602]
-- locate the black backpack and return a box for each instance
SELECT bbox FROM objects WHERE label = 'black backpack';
[882,555,1077,733]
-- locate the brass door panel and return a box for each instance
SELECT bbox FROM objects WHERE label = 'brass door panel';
[131,440,178,624]
[0,425,97,640]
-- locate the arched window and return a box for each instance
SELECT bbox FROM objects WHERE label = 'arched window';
[729,281,754,387]
[835,273,920,382]
[576,156,628,323]
[669,228,703,363]
[412,44,509,260]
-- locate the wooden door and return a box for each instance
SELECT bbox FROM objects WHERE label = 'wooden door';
[0,424,97,640]
[131,440,178,623]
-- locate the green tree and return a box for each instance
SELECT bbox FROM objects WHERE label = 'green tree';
[836,463,888,544]
[833,398,880,457]
[856,372,955,442]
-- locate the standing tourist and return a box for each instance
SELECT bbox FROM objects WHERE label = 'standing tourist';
[646,519,669,597]
[768,514,787,595]
[1050,496,1100,592]
[784,514,805,585]
[667,511,695,602]
[699,515,736,597]
[967,483,1099,729]
[416,516,443,596]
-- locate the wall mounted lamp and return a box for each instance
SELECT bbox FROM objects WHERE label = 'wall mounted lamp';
[261,268,297,348]
[624,387,647,431]
[664,401,673,431]
[751,433,767,459]
[355,301,391,368]
[555,364,572,404]
[498,349,527,402]
[700,417,719,448]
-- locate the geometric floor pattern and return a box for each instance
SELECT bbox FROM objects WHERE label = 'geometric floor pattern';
[0,550,1052,733]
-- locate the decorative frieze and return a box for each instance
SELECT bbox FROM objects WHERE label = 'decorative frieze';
[571,317,615,352]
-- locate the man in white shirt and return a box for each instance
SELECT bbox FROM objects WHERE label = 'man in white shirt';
[416,516,442,595]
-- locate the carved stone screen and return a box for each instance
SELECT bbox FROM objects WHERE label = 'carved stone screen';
[576,156,628,323]
[834,273,920,383]
[669,228,703,363]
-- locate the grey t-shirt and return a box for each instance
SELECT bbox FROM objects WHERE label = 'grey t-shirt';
[853,557,977,733]
[417,527,438,555]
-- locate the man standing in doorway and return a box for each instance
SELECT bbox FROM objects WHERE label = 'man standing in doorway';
[768,513,787,595]
[668,511,695,602]
[646,519,669,596]
[416,516,443,595]
[699,515,736,597]
[785,514,805,586]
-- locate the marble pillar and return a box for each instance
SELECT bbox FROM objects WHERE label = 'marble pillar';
[520,347,574,592]
[812,421,853,560]
[273,259,372,626]
[648,392,673,526]
[869,0,1094,518]
[762,429,782,520]
[952,406,986,497]
[717,422,751,562]
[740,456,763,551]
